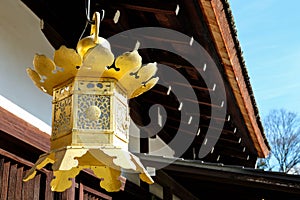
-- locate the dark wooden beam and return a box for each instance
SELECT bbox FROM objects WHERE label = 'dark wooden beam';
[99,0,178,14]
[0,107,50,153]
[155,170,199,200]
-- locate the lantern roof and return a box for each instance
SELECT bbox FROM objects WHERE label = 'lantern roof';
[27,12,158,99]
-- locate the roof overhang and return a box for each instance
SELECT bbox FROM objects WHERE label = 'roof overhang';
[198,0,269,157]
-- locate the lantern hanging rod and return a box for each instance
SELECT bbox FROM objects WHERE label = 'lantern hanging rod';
[85,0,105,24]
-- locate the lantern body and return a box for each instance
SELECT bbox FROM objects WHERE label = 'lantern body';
[23,11,158,192]
[51,77,129,151]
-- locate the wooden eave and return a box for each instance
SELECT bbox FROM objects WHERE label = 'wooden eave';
[198,0,270,157]
[139,154,300,199]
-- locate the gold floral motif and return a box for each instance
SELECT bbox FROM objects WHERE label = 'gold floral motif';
[85,105,102,121]
[77,94,110,130]
[115,101,129,140]
[52,96,72,139]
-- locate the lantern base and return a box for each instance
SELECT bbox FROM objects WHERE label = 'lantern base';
[50,130,129,151]
[23,146,153,192]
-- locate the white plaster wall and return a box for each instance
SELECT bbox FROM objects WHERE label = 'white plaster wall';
[0,0,54,125]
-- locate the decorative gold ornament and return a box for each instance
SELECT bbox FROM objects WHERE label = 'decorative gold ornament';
[23,11,157,192]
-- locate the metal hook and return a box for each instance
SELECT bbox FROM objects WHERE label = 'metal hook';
[100,9,105,21]
[78,0,105,44]
[85,0,93,24]
[85,0,105,24]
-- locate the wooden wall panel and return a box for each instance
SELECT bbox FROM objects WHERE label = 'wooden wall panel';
[0,156,48,200]
[78,183,112,200]
[0,159,10,199]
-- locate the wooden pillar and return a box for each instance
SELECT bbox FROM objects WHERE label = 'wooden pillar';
[163,186,172,200]
[54,179,75,200]
[140,129,149,153]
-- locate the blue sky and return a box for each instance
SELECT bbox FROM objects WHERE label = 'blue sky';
[229,0,300,118]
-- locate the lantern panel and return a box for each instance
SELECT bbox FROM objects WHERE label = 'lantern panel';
[51,77,129,150]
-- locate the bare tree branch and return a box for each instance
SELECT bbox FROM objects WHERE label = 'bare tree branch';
[257,109,300,174]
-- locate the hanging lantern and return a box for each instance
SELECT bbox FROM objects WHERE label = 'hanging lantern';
[23,12,157,192]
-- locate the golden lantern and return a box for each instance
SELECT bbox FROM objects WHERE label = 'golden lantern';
[23,12,157,192]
